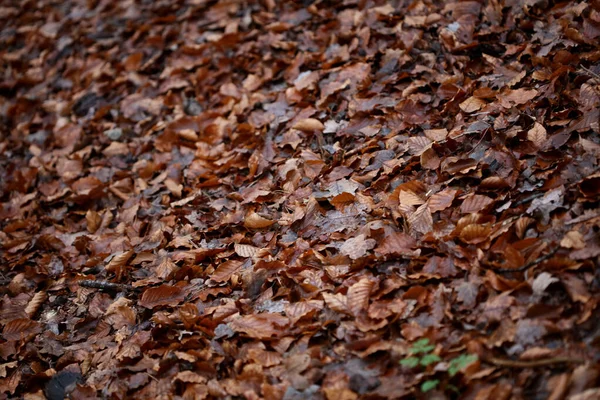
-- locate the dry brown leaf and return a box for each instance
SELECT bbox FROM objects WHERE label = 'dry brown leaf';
[244,212,275,229]
[234,243,260,258]
[460,194,494,214]
[25,291,47,318]
[460,224,492,244]
[340,234,376,260]
[285,300,323,323]
[86,210,102,233]
[227,313,290,339]
[459,96,486,113]
[408,203,433,234]
[480,176,510,190]
[347,278,374,316]
[424,128,448,141]
[211,260,243,283]
[155,257,178,280]
[2,318,41,341]
[322,292,350,314]
[106,250,135,272]
[527,122,547,148]
[139,284,185,309]
[429,188,458,212]
[374,232,418,257]
[399,190,425,207]
[515,217,535,239]
[407,136,431,155]
[420,147,441,170]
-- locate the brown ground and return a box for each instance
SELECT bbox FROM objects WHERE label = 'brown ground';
[1,0,600,399]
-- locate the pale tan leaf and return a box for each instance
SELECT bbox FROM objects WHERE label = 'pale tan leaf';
[155,257,178,280]
[234,243,260,258]
[211,260,243,283]
[322,292,350,314]
[106,250,135,272]
[285,300,323,323]
[293,118,324,132]
[428,188,458,212]
[399,190,424,207]
[347,278,374,317]
[560,230,585,249]
[25,291,47,318]
[244,212,275,229]
[459,96,486,113]
[408,203,433,234]
[527,122,547,148]
[139,284,185,309]
[339,234,376,260]
[177,129,199,141]
[174,371,207,384]
[424,128,448,141]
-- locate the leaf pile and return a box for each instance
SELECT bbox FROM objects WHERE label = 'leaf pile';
[1,0,600,398]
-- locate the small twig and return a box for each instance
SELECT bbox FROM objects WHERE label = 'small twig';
[513,164,600,207]
[485,355,585,368]
[491,247,559,274]
[578,65,600,82]
[78,280,137,292]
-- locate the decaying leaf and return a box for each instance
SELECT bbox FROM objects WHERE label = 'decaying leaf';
[3,1,599,398]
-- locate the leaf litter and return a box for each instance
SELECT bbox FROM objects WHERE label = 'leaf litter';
[0,0,600,398]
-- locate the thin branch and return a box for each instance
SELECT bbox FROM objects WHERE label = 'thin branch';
[78,280,137,292]
[485,355,585,368]
[513,164,600,207]
[491,247,559,274]
[578,65,600,82]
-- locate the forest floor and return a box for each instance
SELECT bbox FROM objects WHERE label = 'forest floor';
[1,0,600,399]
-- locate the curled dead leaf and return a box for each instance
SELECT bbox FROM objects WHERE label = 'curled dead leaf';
[460,224,492,244]
[25,291,47,318]
[244,212,275,229]
[293,118,324,132]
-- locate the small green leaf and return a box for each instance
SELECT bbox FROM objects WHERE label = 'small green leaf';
[448,354,478,376]
[410,338,435,354]
[447,384,460,394]
[420,353,441,366]
[421,379,439,392]
[400,356,420,368]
